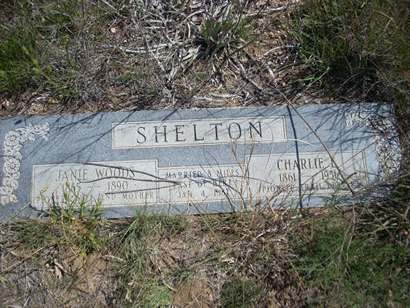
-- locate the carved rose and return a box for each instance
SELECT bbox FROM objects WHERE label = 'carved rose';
[4,146,22,160]
[0,123,50,206]
[4,157,20,176]
[3,177,18,191]
[4,131,20,147]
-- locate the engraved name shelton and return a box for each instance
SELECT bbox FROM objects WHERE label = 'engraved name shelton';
[113,117,286,148]
[135,120,263,144]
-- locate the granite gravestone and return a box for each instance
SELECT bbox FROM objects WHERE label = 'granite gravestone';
[0,103,401,219]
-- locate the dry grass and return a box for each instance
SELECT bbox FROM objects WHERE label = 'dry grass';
[0,210,307,307]
[1,208,408,307]
[1,0,409,306]
[0,0,307,117]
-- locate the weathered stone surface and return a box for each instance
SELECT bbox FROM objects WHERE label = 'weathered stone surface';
[0,103,401,219]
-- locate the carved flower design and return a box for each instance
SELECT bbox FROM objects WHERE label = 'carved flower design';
[0,187,8,196]
[4,146,22,160]
[4,131,21,147]
[17,129,33,142]
[0,195,14,205]
[0,182,13,194]
[32,125,49,136]
[4,157,20,176]
[0,123,50,206]
[3,177,18,191]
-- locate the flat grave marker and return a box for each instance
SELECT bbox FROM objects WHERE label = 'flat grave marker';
[0,103,401,219]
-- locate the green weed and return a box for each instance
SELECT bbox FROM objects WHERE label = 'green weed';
[42,58,80,100]
[142,284,172,307]
[117,64,162,101]
[197,17,252,58]
[0,0,84,97]
[220,276,263,308]
[114,213,186,305]
[39,0,80,38]
[13,187,103,255]
[120,213,187,241]
[0,28,41,93]
[292,0,410,97]
[293,212,410,306]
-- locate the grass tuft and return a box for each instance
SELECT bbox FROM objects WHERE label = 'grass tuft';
[0,0,85,99]
[197,17,251,58]
[40,0,80,38]
[114,213,187,305]
[293,211,410,306]
[220,276,262,308]
[0,28,41,93]
[13,189,103,255]
[292,0,410,98]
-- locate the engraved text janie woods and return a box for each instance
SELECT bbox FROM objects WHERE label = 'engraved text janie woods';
[31,151,368,209]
